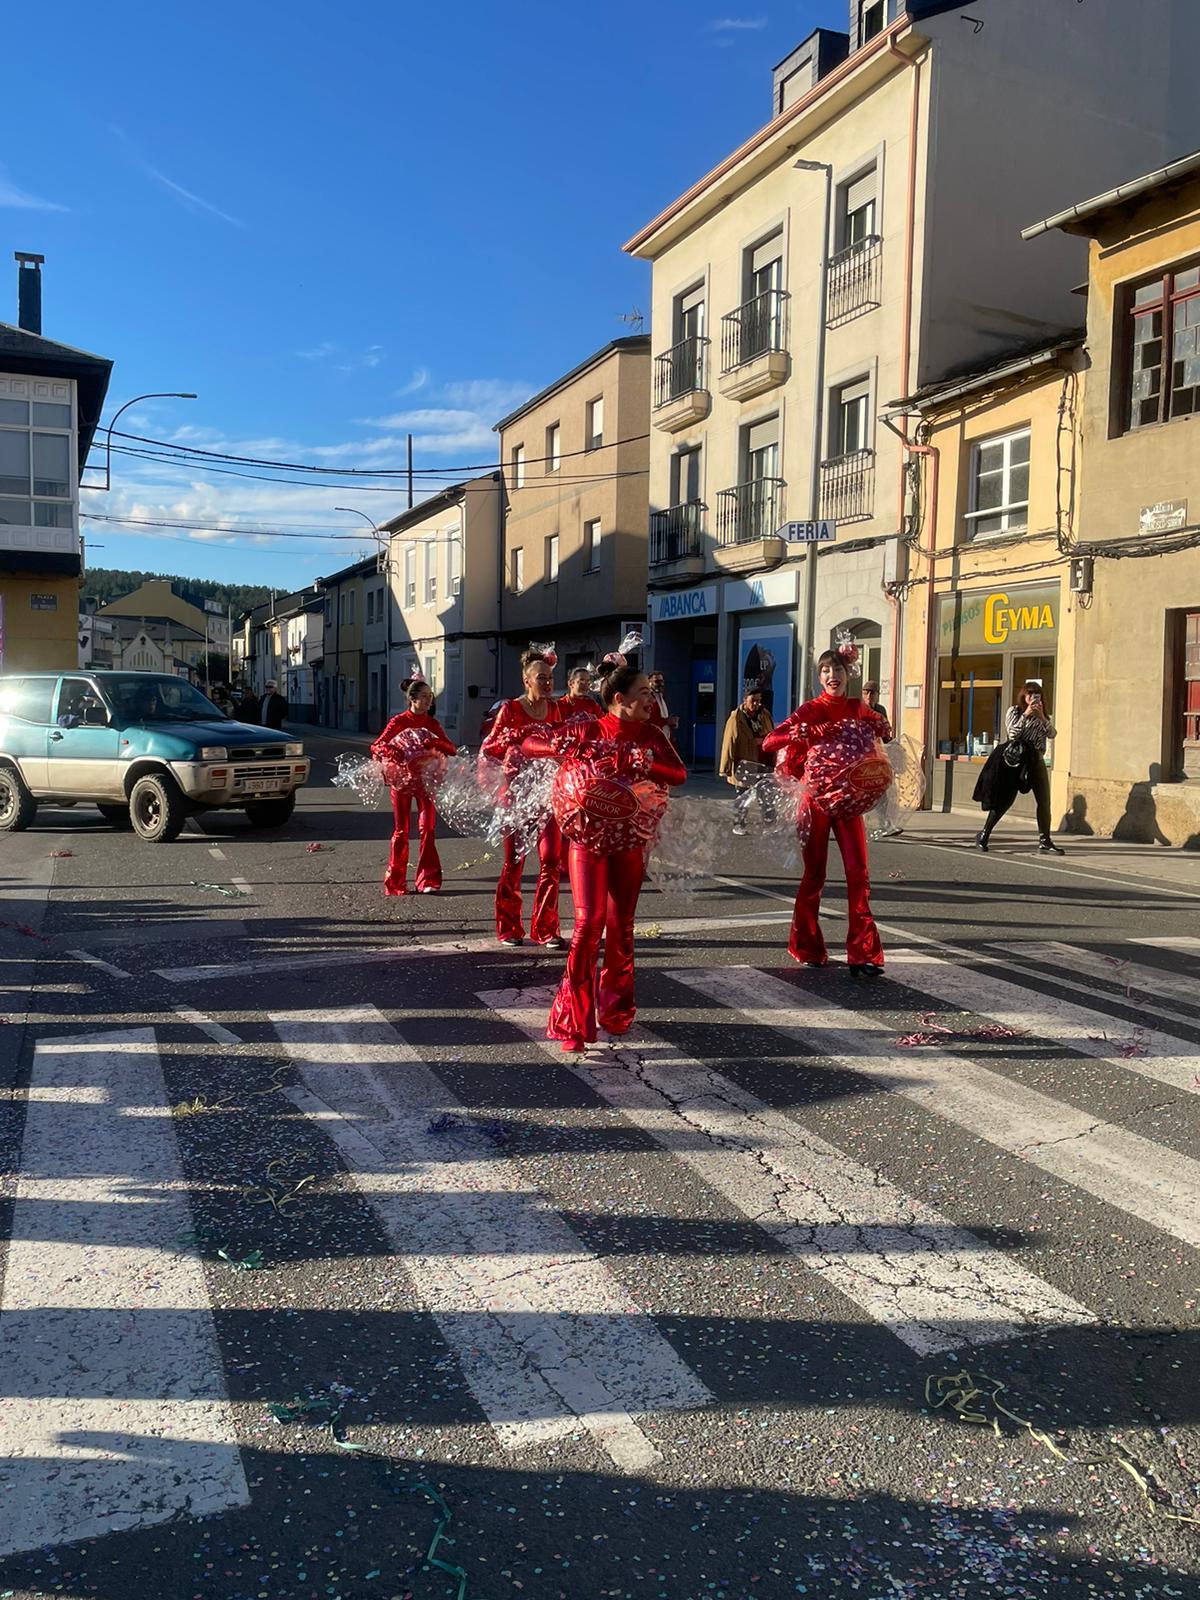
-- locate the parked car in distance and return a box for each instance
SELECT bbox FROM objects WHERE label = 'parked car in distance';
[0,671,310,843]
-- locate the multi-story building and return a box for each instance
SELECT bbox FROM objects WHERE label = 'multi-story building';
[892,336,1084,823]
[495,338,650,688]
[0,254,111,672]
[625,0,1200,766]
[1023,151,1200,845]
[317,556,373,732]
[96,577,230,680]
[379,474,502,746]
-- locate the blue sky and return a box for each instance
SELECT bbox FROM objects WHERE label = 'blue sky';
[2,0,846,587]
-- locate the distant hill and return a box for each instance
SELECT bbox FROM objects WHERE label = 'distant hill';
[82,568,272,617]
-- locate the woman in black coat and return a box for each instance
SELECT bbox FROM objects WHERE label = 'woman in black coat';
[973,680,1063,854]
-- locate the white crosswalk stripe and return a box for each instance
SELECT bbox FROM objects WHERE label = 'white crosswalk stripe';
[883,949,1200,1096]
[270,1006,709,1470]
[1131,935,1200,955]
[677,966,1200,1252]
[1004,940,1200,1022]
[477,986,1092,1357]
[0,1029,248,1558]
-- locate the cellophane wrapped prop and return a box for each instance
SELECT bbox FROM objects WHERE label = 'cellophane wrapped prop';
[376,725,447,798]
[550,738,667,856]
[863,735,924,840]
[427,751,502,838]
[732,760,812,870]
[802,717,894,820]
[646,793,727,894]
[331,753,388,807]
[486,756,558,859]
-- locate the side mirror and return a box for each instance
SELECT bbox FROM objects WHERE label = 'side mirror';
[83,704,109,727]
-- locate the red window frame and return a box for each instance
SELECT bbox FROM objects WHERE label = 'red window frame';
[1126,258,1200,431]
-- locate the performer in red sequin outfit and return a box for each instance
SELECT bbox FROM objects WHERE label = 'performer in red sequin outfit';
[480,648,564,948]
[370,677,456,896]
[558,666,603,722]
[526,663,686,1051]
[762,645,892,976]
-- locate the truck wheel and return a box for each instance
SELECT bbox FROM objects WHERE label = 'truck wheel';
[244,793,296,829]
[0,765,37,832]
[97,802,133,829]
[128,772,187,843]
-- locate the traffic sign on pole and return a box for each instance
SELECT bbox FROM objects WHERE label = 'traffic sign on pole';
[777,519,837,544]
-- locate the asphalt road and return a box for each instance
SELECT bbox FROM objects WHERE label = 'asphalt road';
[1,732,1198,1600]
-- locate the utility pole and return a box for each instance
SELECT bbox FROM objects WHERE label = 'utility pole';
[795,157,834,703]
[407,433,414,510]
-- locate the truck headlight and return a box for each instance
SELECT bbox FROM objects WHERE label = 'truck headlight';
[285,742,304,757]
[199,746,229,760]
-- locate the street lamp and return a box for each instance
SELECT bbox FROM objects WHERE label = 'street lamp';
[98,392,198,492]
[794,157,834,699]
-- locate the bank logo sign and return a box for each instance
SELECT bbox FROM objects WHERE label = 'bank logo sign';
[651,585,717,622]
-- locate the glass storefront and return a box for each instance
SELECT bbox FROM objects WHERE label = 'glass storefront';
[935,583,1059,764]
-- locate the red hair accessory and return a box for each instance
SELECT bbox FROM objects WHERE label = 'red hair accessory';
[601,650,626,669]
[529,640,558,669]
[833,630,860,670]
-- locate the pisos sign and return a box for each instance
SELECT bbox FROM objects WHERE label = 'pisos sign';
[938,583,1059,653]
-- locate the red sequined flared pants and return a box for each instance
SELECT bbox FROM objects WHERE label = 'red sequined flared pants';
[789,808,883,967]
[494,821,561,943]
[546,843,645,1047]
[385,791,441,895]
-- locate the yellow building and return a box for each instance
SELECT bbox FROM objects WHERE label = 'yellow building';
[379,474,503,745]
[496,338,650,686]
[891,340,1083,823]
[317,556,374,732]
[96,577,231,669]
[1024,152,1200,845]
[1,256,112,673]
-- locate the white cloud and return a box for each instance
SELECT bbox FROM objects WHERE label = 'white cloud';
[707,15,768,28]
[296,341,336,361]
[438,378,533,414]
[0,163,66,211]
[396,367,431,395]
[336,344,385,373]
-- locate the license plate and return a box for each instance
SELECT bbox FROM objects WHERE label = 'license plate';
[240,778,285,795]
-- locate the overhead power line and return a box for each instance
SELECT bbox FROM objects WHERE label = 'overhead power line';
[105,425,651,476]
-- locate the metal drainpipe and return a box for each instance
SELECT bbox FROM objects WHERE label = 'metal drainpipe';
[882,411,939,788]
[884,32,925,732]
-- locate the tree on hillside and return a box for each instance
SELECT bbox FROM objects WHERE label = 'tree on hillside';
[81,568,271,616]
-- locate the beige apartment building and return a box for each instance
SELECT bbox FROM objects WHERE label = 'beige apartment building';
[1023,153,1200,846]
[893,339,1084,824]
[625,0,1200,767]
[379,473,502,746]
[495,337,650,688]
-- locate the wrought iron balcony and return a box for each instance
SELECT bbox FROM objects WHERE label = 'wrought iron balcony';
[720,289,789,373]
[819,449,875,524]
[654,336,709,407]
[827,235,883,326]
[649,501,705,565]
[716,477,785,545]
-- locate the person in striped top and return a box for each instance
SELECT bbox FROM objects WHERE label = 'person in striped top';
[975,680,1064,854]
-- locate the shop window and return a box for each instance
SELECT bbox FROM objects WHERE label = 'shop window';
[965,427,1030,539]
[1173,609,1200,779]
[1124,260,1200,431]
[936,653,1004,758]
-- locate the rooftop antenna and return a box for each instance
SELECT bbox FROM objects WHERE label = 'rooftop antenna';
[618,307,645,334]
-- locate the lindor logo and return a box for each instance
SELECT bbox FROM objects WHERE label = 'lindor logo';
[581,777,638,822]
[983,591,1055,645]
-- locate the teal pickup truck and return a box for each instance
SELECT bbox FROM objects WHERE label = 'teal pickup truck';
[0,671,310,843]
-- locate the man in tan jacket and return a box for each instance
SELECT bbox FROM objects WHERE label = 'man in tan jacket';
[719,688,774,835]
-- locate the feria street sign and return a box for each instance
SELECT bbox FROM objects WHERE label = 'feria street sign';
[778,519,837,543]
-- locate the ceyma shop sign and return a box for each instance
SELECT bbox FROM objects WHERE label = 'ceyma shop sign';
[650,584,717,623]
[938,583,1059,653]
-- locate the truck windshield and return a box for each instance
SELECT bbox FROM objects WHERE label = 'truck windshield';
[105,676,223,723]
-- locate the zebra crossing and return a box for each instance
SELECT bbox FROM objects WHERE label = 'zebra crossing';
[2,930,1198,1556]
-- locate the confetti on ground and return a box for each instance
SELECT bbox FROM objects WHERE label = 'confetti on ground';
[887,869,906,880]
[174,1226,266,1271]
[49,848,74,858]
[1088,1028,1150,1057]
[927,1368,1200,1527]
[896,1012,1020,1047]
[189,879,245,898]
[306,840,332,852]
[427,1112,512,1146]
[634,922,663,938]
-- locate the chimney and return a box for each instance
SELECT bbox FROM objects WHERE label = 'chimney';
[15,252,44,335]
